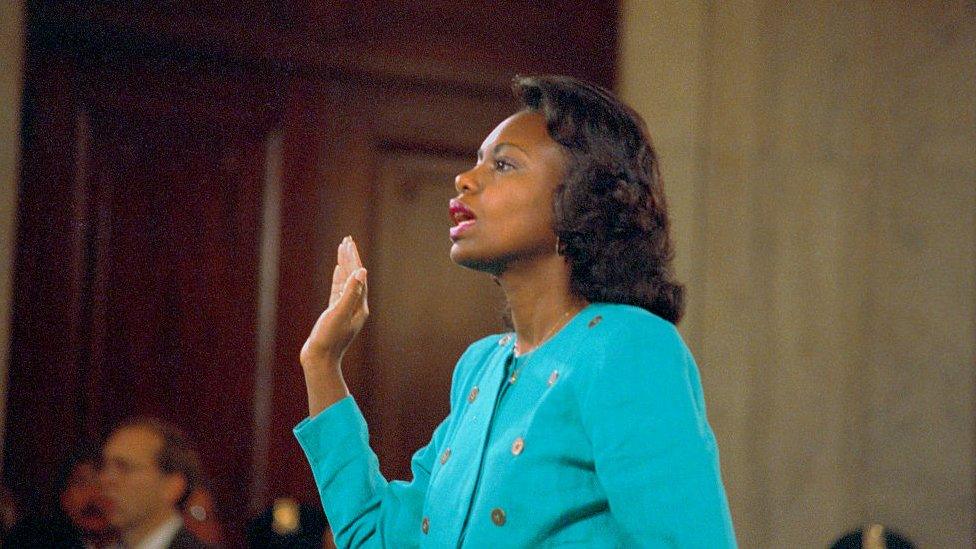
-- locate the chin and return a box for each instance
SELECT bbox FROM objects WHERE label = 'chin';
[450,243,503,275]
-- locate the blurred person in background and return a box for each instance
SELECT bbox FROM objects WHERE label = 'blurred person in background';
[0,483,19,544]
[100,418,212,548]
[6,445,117,548]
[831,524,916,549]
[244,497,330,548]
[181,485,224,547]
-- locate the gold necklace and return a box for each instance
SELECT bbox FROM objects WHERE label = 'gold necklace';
[514,308,576,356]
[509,305,581,384]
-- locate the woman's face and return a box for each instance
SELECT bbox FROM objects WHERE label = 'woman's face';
[449,110,566,274]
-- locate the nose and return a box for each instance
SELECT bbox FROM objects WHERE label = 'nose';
[454,167,478,194]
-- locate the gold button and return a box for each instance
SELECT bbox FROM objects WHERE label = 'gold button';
[508,370,519,384]
[490,507,506,526]
[467,386,479,403]
[511,437,524,455]
[499,334,512,345]
[440,448,451,464]
[547,370,559,386]
[588,315,603,328]
[421,516,429,534]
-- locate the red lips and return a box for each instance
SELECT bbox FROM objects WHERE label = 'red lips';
[449,199,476,225]
[449,199,477,240]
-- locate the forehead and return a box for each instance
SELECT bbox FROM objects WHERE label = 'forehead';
[479,110,555,153]
[104,425,162,464]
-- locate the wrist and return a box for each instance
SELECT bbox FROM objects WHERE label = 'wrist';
[301,353,342,375]
[304,365,350,418]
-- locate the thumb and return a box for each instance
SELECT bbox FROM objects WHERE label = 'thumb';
[336,268,367,315]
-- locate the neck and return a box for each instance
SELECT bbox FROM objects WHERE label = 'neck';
[122,509,179,548]
[498,253,586,354]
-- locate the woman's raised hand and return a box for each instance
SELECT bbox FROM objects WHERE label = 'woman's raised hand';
[299,236,368,415]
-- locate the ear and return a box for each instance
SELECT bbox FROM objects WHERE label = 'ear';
[162,473,188,508]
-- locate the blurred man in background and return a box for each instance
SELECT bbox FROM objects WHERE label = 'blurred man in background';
[100,418,211,548]
[6,445,117,548]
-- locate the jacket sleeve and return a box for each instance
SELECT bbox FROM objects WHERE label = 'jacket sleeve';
[293,338,492,548]
[293,396,442,547]
[579,317,737,548]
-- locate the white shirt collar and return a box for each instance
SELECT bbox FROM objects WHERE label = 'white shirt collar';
[133,514,183,549]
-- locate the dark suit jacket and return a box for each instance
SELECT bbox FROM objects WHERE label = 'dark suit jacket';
[167,526,212,549]
[4,515,89,548]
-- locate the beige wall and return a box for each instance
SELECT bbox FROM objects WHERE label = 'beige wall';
[620,1,975,547]
[0,0,24,463]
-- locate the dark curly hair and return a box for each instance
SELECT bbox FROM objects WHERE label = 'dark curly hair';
[513,75,685,324]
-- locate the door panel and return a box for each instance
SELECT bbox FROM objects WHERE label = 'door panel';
[87,113,266,530]
[6,54,274,543]
[366,152,505,479]
[9,4,617,533]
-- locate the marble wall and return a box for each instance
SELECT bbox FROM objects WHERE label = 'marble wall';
[0,0,24,460]
[620,1,975,547]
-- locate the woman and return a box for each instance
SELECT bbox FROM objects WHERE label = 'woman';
[294,75,736,547]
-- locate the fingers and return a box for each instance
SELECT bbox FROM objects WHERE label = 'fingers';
[335,236,363,277]
[330,236,366,309]
[329,265,343,307]
[334,267,368,318]
[349,238,364,269]
[355,266,369,315]
[336,237,351,282]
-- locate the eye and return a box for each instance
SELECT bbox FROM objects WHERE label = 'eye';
[493,158,516,172]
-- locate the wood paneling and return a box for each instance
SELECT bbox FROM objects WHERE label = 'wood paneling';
[8,50,277,541]
[8,1,618,541]
[6,52,89,506]
[27,0,618,91]
[368,152,505,480]
[263,80,512,504]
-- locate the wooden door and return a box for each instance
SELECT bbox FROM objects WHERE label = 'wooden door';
[9,2,618,538]
[6,50,278,542]
[264,82,514,499]
[366,152,505,479]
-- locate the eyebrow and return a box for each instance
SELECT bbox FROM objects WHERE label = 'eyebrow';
[477,142,529,161]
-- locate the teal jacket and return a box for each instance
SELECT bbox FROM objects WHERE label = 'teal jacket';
[294,303,737,547]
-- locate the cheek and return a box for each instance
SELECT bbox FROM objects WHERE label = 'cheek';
[483,208,551,250]
[507,190,556,238]
[117,476,149,499]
